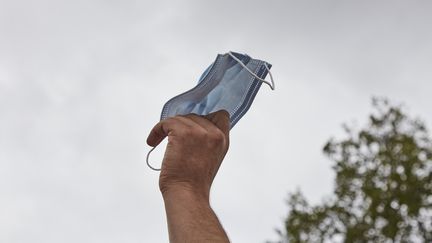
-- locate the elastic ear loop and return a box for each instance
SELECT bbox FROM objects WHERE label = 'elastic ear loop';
[146,52,275,171]
[227,52,275,90]
[146,146,161,171]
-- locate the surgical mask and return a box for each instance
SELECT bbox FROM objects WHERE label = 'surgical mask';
[147,51,274,171]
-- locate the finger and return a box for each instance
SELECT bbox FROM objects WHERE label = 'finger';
[185,113,216,131]
[205,110,230,137]
[146,118,187,147]
[146,119,171,147]
[176,115,204,129]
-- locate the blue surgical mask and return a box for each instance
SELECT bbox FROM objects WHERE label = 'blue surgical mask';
[147,51,274,171]
[161,51,274,127]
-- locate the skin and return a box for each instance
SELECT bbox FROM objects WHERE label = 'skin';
[147,110,231,243]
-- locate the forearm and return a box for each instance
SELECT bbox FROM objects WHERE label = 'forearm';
[162,188,230,243]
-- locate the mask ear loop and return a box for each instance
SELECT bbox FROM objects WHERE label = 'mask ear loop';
[228,52,275,90]
[146,146,161,171]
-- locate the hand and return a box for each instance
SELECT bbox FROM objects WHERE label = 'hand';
[146,110,230,199]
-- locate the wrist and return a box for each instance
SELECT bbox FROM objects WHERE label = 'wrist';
[161,183,229,243]
[161,183,210,205]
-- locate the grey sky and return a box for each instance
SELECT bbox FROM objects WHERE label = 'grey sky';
[1,0,432,242]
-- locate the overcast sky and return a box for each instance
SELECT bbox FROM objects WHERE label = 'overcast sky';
[1,0,432,242]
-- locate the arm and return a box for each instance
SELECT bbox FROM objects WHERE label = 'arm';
[147,110,231,243]
[162,187,229,242]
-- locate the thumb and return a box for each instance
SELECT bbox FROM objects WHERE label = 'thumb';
[146,120,170,147]
[206,110,230,136]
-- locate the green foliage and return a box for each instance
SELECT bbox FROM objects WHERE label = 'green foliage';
[274,98,432,243]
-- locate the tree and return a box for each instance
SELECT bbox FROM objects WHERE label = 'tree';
[273,98,432,242]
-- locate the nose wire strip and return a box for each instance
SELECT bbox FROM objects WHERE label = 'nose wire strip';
[146,52,275,171]
[227,52,275,90]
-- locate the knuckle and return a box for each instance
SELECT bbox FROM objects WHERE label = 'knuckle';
[181,126,204,138]
[209,130,225,143]
[196,128,208,138]
[179,127,193,137]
